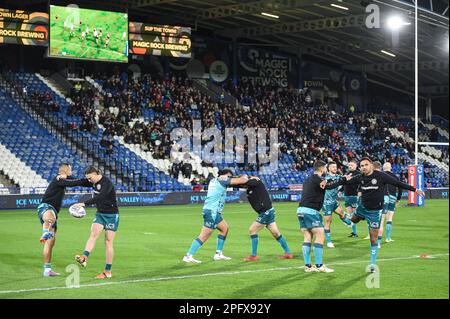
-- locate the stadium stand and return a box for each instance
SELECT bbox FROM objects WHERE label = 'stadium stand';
[0,68,448,193]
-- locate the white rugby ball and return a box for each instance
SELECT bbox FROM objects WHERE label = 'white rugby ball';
[69,205,86,218]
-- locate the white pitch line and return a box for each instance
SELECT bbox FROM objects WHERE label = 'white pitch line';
[0,253,448,295]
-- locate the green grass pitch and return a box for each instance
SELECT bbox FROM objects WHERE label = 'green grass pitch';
[49,6,128,62]
[0,200,448,299]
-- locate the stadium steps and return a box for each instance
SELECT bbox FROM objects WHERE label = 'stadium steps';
[28,75,187,192]
[419,119,449,140]
[192,78,240,107]
[0,75,94,192]
[0,74,96,171]
[0,170,17,192]
[6,72,130,190]
[36,73,73,104]
[0,143,48,193]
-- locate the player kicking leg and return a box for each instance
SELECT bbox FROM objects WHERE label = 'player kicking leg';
[350,205,382,273]
[298,207,334,273]
[243,208,293,261]
[38,204,59,277]
[75,206,119,279]
[322,201,352,248]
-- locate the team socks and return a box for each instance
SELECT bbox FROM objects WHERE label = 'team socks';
[105,264,112,272]
[83,250,90,257]
[250,234,258,256]
[276,235,291,253]
[377,236,382,246]
[187,238,203,256]
[216,235,226,253]
[302,242,311,265]
[370,243,379,266]
[386,221,393,240]
[324,229,332,244]
[313,243,323,266]
[352,223,358,235]
[44,263,52,272]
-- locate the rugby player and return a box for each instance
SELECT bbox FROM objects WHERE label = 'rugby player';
[37,163,89,277]
[72,166,120,279]
[345,158,425,272]
[69,24,74,37]
[239,176,293,261]
[344,160,361,238]
[321,161,353,248]
[380,162,402,245]
[104,33,110,48]
[297,160,350,273]
[182,169,249,264]
[362,161,385,239]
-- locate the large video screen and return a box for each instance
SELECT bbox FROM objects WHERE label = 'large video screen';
[49,5,128,63]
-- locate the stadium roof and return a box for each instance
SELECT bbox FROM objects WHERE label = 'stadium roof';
[9,0,450,96]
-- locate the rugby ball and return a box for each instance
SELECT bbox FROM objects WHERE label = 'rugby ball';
[69,205,86,218]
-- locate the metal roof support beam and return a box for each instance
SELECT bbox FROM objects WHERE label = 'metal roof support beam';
[131,0,179,8]
[345,61,449,72]
[196,0,325,20]
[227,14,369,37]
[406,85,449,94]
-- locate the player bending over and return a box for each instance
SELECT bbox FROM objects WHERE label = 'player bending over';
[37,163,89,277]
[182,169,249,264]
[72,166,120,279]
[344,160,361,238]
[321,161,353,248]
[345,158,424,273]
[297,160,349,273]
[239,176,293,261]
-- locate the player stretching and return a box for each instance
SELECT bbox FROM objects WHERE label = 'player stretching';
[37,163,88,277]
[346,158,424,273]
[297,160,349,273]
[362,161,385,239]
[344,160,361,238]
[182,169,248,263]
[378,162,402,247]
[321,161,353,248]
[72,166,120,279]
[240,176,294,261]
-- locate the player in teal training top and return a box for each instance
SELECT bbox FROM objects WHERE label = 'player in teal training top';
[321,161,353,248]
[183,169,248,264]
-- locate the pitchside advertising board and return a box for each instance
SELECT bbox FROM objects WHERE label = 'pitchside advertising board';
[408,164,425,206]
[1,188,447,210]
[0,8,49,46]
[128,22,191,58]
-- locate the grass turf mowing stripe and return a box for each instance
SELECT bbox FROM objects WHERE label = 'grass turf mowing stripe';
[0,253,447,295]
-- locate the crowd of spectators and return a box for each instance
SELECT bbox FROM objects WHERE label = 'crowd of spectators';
[32,69,448,187]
